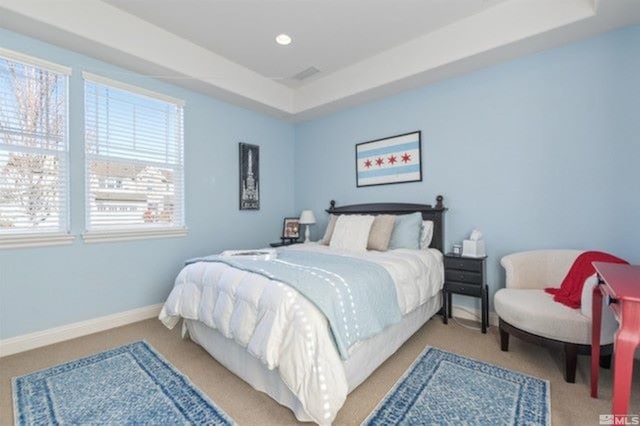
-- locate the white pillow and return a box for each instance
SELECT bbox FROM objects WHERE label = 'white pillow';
[420,220,434,249]
[319,214,338,245]
[330,215,375,251]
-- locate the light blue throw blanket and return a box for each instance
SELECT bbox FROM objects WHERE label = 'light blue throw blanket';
[186,250,402,359]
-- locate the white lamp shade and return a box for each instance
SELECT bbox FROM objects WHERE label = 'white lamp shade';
[299,210,316,224]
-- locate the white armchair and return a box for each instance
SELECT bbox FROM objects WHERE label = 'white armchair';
[495,250,618,383]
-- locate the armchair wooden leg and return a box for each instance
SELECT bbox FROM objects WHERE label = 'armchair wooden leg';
[442,291,448,325]
[499,324,509,352]
[564,343,578,383]
[599,353,612,369]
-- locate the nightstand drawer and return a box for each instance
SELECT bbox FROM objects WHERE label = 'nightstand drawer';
[445,281,482,297]
[445,269,483,284]
[444,256,483,272]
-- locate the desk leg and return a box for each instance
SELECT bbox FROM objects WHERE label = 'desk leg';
[612,302,640,416]
[591,283,603,398]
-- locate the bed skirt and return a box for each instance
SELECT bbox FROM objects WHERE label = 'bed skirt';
[185,293,442,422]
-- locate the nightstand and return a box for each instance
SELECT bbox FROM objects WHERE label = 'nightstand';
[442,253,489,333]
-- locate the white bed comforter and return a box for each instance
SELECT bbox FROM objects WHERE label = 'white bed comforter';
[159,244,443,424]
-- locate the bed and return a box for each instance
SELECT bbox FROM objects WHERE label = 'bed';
[159,196,447,424]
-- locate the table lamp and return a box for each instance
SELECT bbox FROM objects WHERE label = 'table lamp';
[299,210,316,243]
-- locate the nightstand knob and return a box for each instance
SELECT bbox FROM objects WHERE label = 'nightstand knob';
[458,262,465,268]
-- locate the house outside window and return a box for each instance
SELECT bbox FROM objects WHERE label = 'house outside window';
[83,73,186,242]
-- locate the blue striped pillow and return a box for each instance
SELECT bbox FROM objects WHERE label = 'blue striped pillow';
[388,212,423,250]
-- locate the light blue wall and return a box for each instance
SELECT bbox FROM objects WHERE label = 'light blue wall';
[294,24,640,312]
[0,29,296,339]
[2,24,639,339]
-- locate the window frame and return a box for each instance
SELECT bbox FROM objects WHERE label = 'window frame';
[0,48,73,249]
[81,72,187,243]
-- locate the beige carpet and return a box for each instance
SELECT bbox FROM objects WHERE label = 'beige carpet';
[1,317,638,425]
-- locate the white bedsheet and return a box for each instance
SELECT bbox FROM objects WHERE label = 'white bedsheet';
[159,243,443,424]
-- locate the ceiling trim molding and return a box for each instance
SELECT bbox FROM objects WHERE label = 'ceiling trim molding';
[0,0,294,113]
[1,0,637,121]
[293,0,595,113]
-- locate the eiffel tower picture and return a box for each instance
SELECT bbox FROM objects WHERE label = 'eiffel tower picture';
[239,143,260,210]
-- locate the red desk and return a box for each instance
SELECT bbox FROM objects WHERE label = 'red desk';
[591,262,640,415]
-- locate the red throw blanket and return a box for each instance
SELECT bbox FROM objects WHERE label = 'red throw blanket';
[545,251,628,308]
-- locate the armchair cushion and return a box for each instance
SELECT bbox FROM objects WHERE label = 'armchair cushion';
[496,289,588,344]
[494,288,615,345]
[500,250,583,290]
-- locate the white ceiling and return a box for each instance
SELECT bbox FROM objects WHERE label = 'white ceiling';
[1,0,640,120]
[103,0,506,87]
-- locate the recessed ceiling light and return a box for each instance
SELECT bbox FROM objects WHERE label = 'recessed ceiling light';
[275,34,292,46]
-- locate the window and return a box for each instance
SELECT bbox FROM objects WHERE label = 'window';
[0,48,72,247]
[83,73,185,242]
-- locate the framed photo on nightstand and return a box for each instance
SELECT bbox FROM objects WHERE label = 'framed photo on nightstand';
[282,217,300,239]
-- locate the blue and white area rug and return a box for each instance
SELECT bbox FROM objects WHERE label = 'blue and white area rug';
[13,340,234,425]
[364,346,550,426]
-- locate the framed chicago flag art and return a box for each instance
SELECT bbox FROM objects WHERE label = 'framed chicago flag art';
[355,131,422,187]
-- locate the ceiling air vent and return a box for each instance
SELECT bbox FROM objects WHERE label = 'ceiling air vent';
[292,66,320,81]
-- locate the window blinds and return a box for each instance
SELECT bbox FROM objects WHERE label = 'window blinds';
[84,73,184,231]
[0,50,70,234]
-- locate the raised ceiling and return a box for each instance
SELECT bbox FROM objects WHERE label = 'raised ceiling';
[103,0,507,87]
[1,0,639,120]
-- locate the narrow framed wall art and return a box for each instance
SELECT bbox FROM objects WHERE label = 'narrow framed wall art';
[239,142,260,210]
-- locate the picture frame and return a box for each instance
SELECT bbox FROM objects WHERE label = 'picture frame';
[355,131,422,187]
[239,142,260,210]
[282,217,300,239]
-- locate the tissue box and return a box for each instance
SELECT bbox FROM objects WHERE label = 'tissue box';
[462,239,486,258]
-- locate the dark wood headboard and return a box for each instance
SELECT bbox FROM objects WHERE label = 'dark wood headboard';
[325,195,447,252]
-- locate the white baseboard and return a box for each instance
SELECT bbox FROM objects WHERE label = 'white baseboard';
[450,304,499,327]
[0,303,163,358]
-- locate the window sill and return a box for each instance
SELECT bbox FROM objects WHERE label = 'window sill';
[0,233,75,249]
[82,227,188,244]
